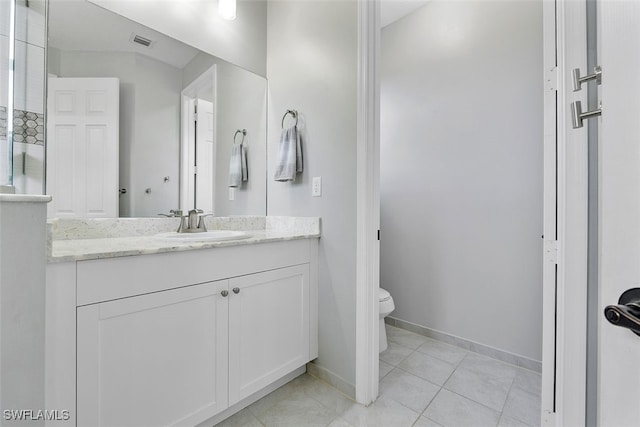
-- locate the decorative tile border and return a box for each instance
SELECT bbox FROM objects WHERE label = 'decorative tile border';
[0,107,7,139]
[0,107,45,145]
[13,109,44,145]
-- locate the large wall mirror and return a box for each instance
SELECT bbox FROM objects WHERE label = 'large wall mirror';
[0,0,267,217]
[47,0,267,218]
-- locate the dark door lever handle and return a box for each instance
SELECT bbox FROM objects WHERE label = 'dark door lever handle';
[604,288,640,337]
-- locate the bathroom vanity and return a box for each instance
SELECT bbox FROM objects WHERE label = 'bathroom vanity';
[45,217,319,426]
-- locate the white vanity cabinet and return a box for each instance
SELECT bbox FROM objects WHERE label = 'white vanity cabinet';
[46,239,318,427]
[77,281,229,427]
[228,265,309,405]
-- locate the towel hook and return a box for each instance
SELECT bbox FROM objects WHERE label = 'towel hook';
[281,109,298,129]
[234,129,247,144]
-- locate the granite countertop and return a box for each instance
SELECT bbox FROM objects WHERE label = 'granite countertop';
[48,216,320,263]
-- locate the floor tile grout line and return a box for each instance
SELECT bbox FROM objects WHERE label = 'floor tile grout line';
[388,329,475,367]
[419,386,445,419]
[389,364,445,390]
[499,383,539,427]
[387,324,543,375]
[498,375,517,414]
[446,353,520,416]
[377,382,432,421]
[443,386,507,418]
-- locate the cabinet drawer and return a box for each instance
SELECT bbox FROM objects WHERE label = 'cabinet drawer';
[77,239,311,306]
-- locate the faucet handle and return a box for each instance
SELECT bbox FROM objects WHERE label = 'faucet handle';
[197,213,214,231]
[170,209,183,217]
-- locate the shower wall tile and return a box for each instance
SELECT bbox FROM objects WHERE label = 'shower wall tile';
[0,0,9,37]
[0,107,6,139]
[14,40,45,114]
[1,34,8,108]
[12,142,44,194]
[14,0,47,48]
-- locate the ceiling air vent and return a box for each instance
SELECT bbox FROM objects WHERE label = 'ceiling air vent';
[130,34,154,48]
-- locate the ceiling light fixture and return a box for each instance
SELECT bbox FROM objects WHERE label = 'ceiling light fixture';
[218,0,236,21]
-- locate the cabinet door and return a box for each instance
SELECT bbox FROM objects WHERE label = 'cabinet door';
[77,281,228,427]
[228,265,310,404]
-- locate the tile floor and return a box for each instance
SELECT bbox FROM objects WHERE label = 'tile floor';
[215,325,542,427]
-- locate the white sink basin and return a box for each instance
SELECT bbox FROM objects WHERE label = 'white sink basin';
[154,230,250,242]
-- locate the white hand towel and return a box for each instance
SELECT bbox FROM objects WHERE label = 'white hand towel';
[229,143,248,188]
[274,126,303,181]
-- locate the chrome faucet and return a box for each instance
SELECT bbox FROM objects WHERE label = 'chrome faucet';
[188,209,203,229]
[176,209,212,233]
[157,209,183,218]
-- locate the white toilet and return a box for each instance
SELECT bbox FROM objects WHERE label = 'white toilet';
[379,288,395,352]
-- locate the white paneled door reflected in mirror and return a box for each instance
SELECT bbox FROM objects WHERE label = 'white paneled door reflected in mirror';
[45,0,267,218]
[0,0,47,195]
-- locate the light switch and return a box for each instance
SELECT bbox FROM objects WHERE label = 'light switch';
[229,187,235,201]
[312,176,322,197]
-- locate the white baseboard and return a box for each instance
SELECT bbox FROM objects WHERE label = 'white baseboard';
[198,366,306,427]
[387,316,542,373]
[306,362,356,399]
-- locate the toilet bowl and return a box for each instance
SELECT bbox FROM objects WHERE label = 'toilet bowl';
[379,288,395,352]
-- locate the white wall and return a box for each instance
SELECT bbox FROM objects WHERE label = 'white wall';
[267,0,358,392]
[55,51,182,217]
[0,198,50,423]
[89,0,268,77]
[380,0,543,361]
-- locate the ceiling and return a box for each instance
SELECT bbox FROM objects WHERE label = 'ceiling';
[48,0,200,69]
[380,0,432,28]
[47,0,432,68]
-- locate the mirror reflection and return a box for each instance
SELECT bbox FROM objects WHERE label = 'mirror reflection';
[0,0,47,194]
[46,0,267,218]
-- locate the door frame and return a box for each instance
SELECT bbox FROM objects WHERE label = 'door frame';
[180,65,217,212]
[541,0,590,425]
[355,0,592,413]
[355,0,380,405]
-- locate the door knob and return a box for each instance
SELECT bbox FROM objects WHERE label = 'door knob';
[233,287,240,294]
[119,188,127,194]
[604,288,640,337]
[221,290,228,297]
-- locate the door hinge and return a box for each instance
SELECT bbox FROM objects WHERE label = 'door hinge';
[544,240,559,264]
[377,229,380,241]
[546,66,558,91]
[193,165,198,175]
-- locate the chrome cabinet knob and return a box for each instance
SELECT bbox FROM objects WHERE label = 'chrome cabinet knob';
[221,290,228,297]
[233,287,240,294]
